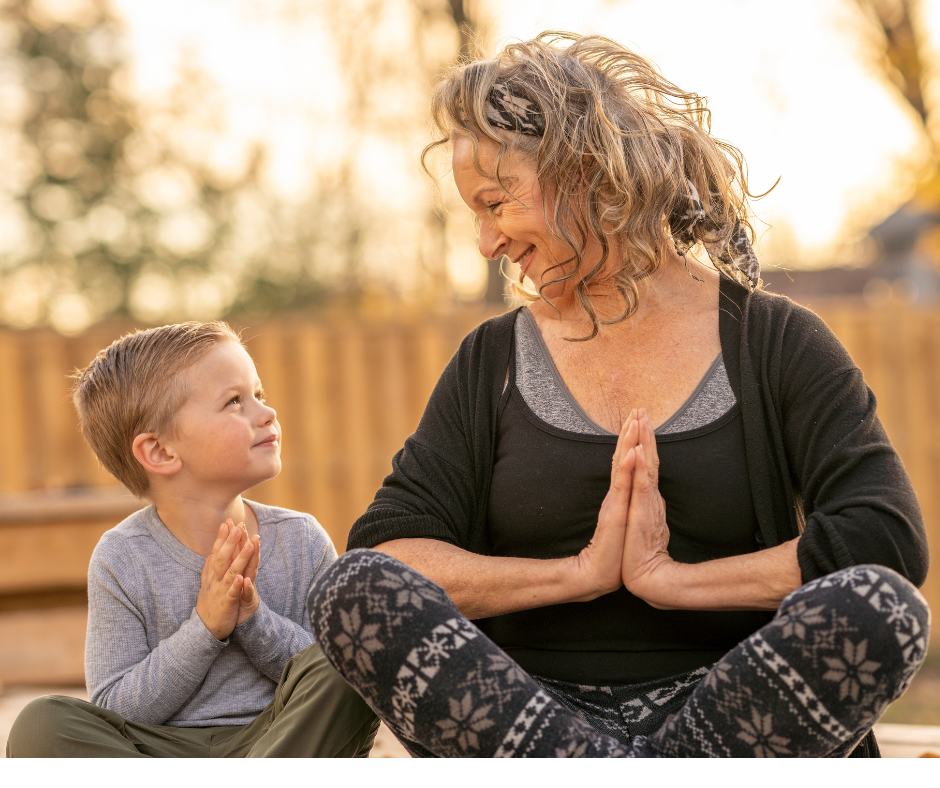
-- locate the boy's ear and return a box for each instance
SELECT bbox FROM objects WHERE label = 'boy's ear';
[132,433,182,477]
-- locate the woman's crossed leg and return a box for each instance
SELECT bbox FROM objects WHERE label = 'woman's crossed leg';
[307,550,929,758]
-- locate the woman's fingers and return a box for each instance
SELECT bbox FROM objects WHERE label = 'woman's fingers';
[610,409,639,487]
[639,409,659,486]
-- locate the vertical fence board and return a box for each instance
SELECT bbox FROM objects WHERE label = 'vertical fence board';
[0,306,937,640]
[0,333,29,492]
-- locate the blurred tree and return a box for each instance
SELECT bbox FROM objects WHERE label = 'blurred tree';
[0,0,342,333]
[853,0,937,161]
[852,1,940,269]
[265,0,498,307]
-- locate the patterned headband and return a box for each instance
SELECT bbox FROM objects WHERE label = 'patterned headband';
[486,83,760,291]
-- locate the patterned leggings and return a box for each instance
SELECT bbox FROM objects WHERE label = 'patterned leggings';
[307,550,930,757]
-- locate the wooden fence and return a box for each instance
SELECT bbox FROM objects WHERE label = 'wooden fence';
[0,303,938,635]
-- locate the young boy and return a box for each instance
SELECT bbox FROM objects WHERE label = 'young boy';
[6,322,378,757]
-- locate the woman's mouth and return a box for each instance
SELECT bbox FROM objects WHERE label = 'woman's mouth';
[516,246,535,275]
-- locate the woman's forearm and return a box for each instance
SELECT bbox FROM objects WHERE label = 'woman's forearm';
[373,538,609,619]
[633,538,802,611]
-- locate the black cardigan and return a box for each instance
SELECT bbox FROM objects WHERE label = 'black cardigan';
[349,275,928,588]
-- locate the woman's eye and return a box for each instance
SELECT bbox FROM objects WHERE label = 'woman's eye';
[486,202,502,213]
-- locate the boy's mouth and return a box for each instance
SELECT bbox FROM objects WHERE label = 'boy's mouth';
[253,433,279,448]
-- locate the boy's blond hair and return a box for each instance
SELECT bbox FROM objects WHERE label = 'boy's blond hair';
[72,321,242,498]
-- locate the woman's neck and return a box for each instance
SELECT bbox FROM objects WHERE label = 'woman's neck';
[529,250,715,331]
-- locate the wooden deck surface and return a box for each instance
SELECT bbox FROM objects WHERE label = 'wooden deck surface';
[0,685,936,758]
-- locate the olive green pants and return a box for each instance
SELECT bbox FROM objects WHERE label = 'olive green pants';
[6,643,379,758]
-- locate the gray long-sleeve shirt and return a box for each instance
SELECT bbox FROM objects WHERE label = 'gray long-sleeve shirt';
[85,501,337,727]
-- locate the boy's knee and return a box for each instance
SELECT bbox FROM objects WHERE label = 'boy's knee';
[7,695,71,758]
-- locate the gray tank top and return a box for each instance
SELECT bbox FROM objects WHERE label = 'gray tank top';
[513,307,736,435]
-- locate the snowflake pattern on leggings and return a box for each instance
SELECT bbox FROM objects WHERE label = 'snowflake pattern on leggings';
[309,551,929,758]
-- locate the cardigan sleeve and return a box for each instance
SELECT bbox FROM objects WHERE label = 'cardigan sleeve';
[776,304,929,585]
[347,313,515,553]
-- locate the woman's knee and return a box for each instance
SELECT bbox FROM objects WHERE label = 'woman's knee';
[306,548,445,629]
[780,564,930,674]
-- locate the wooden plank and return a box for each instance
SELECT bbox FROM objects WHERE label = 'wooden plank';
[1,519,120,594]
[295,324,339,546]
[338,328,373,533]
[0,486,140,524]
[243,327,292,510]
[0,607,86,685]
[0,333,29,492]
[33,332,75,489]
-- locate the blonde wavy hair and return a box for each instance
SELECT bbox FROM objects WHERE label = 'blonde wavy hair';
[422,31,765,339]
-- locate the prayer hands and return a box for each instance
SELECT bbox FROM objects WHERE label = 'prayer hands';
[195,519,260,640]
[619,409,673,604]
[576,411,640,599]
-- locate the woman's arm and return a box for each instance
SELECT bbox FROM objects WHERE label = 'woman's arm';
[621,411,803,611]
[377,414,642,619]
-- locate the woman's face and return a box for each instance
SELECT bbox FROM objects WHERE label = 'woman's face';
[452,134,578,299]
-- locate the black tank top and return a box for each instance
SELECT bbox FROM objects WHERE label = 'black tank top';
[478,382,773,685]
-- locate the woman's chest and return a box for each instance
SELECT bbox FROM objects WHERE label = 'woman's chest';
[537,319,722,432]
[487,394,759,561]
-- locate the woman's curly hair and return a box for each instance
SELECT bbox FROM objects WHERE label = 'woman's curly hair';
[422,31,765,339]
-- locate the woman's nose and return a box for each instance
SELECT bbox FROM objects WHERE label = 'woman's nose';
[478,219,508,260]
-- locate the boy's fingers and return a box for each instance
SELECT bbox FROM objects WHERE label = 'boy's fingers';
[228,575,244,600]
[210,523,228,559]
[242,576,258,602]
[226,539,254,579]
[215,525,242,575]
[245,535,260,582]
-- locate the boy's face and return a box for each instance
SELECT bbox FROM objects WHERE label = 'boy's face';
[170,340,281,491]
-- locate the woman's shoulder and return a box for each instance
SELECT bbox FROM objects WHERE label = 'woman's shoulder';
[459,307,521,349]
[742,284,858,380]
[446,307,522,380]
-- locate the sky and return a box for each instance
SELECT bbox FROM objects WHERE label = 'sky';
[112,0,940,280]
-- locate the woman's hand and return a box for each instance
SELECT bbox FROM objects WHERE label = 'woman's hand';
[572,409,640,600]
[621,409,675,605]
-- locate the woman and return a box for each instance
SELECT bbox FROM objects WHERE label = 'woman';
[308,32,930,757]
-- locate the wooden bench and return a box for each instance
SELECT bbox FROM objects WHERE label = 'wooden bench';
[0,487,142,686]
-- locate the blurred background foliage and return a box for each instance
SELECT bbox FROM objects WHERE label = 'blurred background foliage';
[0,0,494,334]
[2,0,940,333]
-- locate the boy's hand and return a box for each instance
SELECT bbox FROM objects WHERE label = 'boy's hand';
[196,521,256,640]
[237,533,261,625]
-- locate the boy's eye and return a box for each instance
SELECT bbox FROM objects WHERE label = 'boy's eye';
[227,395,240,406]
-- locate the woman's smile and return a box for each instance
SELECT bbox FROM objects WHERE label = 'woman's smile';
[515,245,535,276]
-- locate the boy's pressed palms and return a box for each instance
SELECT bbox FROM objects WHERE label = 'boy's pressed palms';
[196,520,256,640]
